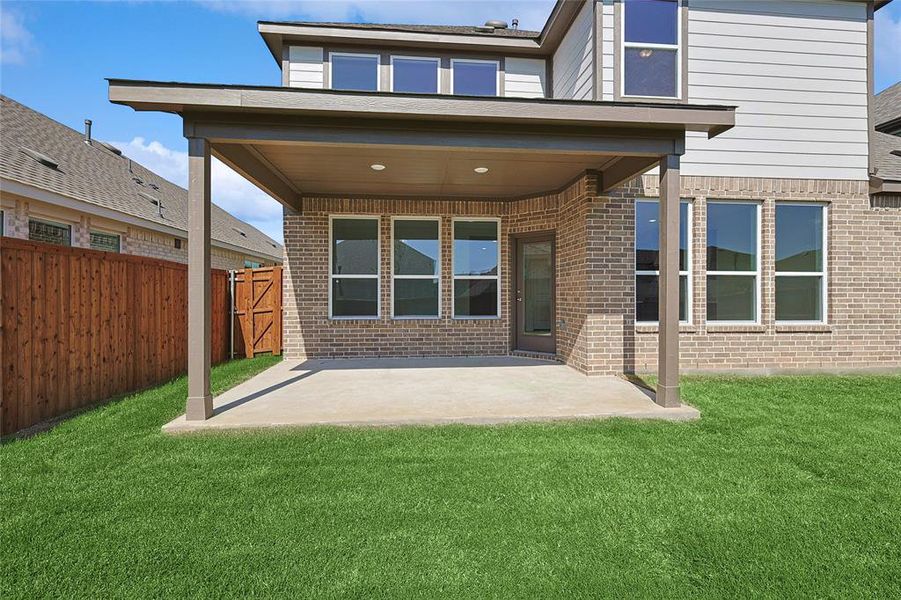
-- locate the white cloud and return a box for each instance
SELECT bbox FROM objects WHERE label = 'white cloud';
[111,137,285,244]
[875,7,901,91]
[0,7,35,65]
[196,0,555,31]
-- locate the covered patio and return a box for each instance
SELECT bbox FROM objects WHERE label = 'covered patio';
[162,356,698,432]
[108,80,734,426]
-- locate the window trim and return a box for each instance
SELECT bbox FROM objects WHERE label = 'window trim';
[775,202,828,325]
[28,217,73,247]
[89,229,121,253]
[705,200,762,325]
[619,0,682,101]
[450,58,500,97]
[389,55,441,94]
[452,217,501,319]
[328,51,381,92]
[328,215,381,320]
[635,198,692,325]
[391,216,442,320]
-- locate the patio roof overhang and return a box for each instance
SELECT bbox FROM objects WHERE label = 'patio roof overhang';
[108,80,735,211]
[107,78,734,418]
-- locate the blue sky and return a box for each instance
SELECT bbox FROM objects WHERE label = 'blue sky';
[2,0,900,243]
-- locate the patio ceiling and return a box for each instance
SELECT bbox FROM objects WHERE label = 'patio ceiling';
[108,80,736,209]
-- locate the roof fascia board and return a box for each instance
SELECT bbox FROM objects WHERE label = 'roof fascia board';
[0,177,282,262]
[108,81,735,135]
[258,22,542,56]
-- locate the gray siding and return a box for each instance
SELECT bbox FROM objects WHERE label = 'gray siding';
[552,0,595,100]
[682,0,869,180]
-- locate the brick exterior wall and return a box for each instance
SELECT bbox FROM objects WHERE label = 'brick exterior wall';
[282,174,901,374]
[283,178,595,362]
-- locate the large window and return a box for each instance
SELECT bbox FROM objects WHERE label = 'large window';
[453,219,500,318]
[706,202,760,323]
[391,56,440,94]
[330,53,380,91]
[635,199,690,323]
[90,230,120,253]
[393,218,440,318]
[29,218,71,246]
[330,217,380,318]
[451,59,499,96]
[622,0,680,99]
[776,204,827,322]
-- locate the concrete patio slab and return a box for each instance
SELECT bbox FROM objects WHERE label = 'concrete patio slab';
[163,357,699,433]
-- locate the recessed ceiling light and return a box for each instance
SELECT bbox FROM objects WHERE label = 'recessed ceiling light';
[474,167,489,174]
[370,163,386,171]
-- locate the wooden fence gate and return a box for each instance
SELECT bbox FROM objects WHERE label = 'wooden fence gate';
[233,266,283,358]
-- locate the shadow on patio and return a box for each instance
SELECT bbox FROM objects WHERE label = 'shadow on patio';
[163,357,699,433]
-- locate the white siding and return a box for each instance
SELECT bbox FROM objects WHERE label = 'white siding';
[287,46,324,89]
[553,0,594,99]
[682,0,869,180]
[504,57,547,98]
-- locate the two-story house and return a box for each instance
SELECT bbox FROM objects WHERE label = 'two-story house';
[108,0,899,421]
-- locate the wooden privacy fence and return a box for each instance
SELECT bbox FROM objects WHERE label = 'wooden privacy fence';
[0,238,231,436]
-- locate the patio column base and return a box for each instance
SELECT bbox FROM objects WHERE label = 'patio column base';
[186,395,213,421]
[655,384,681,408]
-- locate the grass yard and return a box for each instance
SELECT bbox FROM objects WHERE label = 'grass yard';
[2,357,900,598]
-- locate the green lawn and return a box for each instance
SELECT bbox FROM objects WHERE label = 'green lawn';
[2,358,900,598]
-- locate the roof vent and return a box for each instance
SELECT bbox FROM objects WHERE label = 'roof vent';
[133,176,144,185]
[232,227,247,237]
[512,18,519,30]
[484,19,508,29]
[21,147,60,170]
[98,141,123,156]
[148,183,160,191]
[84,119,92,145]
[139,191,165,217]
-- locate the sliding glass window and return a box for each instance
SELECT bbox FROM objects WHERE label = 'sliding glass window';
[393,218,440,318]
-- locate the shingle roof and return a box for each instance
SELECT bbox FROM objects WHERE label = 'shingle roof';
[874,82,901,135]
[872,84,901,182]
[0,95,282,261]
[871,130,901,182]
[259,20,540,39]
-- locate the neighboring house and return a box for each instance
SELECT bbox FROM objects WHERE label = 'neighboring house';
[0,96,283,270]
[108,0,900,420]
[870,83,901,205]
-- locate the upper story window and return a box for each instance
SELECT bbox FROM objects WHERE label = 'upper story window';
[451,59,499,97]
[622,0,680,99]
[391,56,440,94]
[330,52,380,91]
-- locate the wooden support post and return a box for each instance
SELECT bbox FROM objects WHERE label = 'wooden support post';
[186,137,212,420]
[657,153,681,408]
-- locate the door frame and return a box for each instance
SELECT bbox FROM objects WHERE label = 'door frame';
[510,230,556,354]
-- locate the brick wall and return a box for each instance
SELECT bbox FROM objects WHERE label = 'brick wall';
[282,178,595,362]
[282,174,901,374]
[614,175,901,373]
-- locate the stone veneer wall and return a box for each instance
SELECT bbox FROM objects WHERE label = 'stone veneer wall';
[283,173,901,374]
[282,177,595,365]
